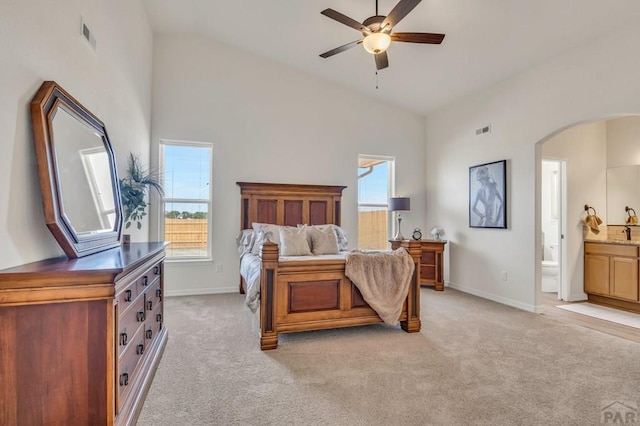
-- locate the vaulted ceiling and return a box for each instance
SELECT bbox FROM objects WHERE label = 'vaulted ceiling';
[142,0,640,116]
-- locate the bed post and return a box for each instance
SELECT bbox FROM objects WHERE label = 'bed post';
[401,240,421,333]
[259,241,279,350]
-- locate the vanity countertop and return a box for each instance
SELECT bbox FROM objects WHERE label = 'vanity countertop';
[584,238,640,246]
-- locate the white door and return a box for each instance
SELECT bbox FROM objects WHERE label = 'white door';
[558,160,568,301]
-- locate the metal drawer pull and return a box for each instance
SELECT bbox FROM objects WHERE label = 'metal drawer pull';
[156,313,162,323]
[156,288,162,300]
[136,344,144,355]
[137,310,145,322]
[146,329,153,339]
[120,332,128,346]
[142,276,148,286]
[154,266,159,275]
[120,373,129,386]
[147,300,153,311]
[124,289,132,302]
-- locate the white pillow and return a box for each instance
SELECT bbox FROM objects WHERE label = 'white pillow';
[308,226,340,255]
[251,223,282,255]
[236,229,255,257]
[279,225,312,256]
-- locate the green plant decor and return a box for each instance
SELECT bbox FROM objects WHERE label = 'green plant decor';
[120,153,164,230]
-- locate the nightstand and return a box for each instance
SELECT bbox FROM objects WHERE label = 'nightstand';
[390,239,447,291]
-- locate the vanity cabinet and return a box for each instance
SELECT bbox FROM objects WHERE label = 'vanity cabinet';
[584,242,639,310]
[0,242,167,425]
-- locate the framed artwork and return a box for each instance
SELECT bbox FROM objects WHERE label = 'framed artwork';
[469,160,507,228]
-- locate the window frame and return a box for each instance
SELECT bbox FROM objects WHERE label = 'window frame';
[159,139,214,263]
[357,154,396,248]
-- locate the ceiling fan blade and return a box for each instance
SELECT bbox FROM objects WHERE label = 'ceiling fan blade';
[375,51,389,70]
[319,39,363,58]
[381,0,422,29]
[321,9,370,33]
[391,32,445,44]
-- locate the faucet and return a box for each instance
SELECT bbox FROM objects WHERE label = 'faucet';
[623,226,632,241]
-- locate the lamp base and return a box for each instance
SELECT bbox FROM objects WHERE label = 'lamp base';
[393,215,405,241]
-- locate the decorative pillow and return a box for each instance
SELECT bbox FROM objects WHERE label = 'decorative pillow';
[251,223,282,255]
[236,229,255,257]
[279,225,312,256]
[301,224,348,251]
[332,225,349,251]
[308,226,340,255]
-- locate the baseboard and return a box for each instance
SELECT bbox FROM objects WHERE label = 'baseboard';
[567,292,588,302]
[447,281,536,313]
[165,286,237,297]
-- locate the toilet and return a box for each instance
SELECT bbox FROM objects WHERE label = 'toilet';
[541,244,558,293]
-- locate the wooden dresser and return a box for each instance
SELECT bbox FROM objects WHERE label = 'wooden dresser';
[0,242,168,425]
[391,239,447,290]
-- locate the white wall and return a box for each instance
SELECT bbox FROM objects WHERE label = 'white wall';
[150,34,426,296]
[425,22,640,312]
[0,0,153,269]
[607,116,640,167]
[542,122,607,301]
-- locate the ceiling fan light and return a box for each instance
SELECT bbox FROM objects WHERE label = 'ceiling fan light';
[362,32,391,54]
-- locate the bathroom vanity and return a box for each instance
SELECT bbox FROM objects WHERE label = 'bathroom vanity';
[584,241,640,312]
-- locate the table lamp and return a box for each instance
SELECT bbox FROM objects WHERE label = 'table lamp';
[389,197,410,241]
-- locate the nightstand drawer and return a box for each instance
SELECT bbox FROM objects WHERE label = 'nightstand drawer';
[421,250,435,265]
[421,265,436,281]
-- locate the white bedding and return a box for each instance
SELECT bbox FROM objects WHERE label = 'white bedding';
[239,251,349,312]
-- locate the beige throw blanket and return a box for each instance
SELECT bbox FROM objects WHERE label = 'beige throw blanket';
[345,248,415,326]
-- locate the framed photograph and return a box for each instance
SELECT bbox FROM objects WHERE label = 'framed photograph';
[469,160,507,228]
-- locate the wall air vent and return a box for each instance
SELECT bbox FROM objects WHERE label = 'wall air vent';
[80,17,97,51]
[475,124,491,135]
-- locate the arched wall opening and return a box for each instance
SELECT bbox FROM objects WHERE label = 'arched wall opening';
[534,114,640,310]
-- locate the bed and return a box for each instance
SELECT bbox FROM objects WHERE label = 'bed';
[237,182,422,350]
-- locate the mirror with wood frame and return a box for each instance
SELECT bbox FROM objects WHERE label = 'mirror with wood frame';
[30,81,122,258]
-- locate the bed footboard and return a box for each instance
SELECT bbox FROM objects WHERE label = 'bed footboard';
[258,241,421,350]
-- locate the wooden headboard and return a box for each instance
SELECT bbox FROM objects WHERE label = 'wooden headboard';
[236,182,347,230]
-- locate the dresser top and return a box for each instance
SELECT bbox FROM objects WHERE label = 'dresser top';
[0,242,167,279]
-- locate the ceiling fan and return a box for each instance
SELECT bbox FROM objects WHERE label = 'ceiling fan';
[319,0,445,71]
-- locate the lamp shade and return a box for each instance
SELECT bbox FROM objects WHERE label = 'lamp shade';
[389,197,410,212]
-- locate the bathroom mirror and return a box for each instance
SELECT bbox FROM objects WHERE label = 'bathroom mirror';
[31,81,122,258]
[606,165,640,225]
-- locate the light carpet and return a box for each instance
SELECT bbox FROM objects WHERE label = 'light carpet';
[138,289,640,426]
[556,302,640,329]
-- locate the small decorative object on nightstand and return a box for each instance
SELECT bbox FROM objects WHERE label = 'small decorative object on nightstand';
[430,226,444,241]
[412,228,422,241]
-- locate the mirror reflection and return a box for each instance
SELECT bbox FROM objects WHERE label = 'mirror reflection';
[606,165,640,224]
[52,106,117,234]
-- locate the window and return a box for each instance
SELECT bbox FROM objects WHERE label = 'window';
[160,140,213,260]
[358,155,394,250]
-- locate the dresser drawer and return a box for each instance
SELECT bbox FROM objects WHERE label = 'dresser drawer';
[118,300,146,357]
[145,279,162,313]
[117,324,146,412]
[137,262,162,294]
[117,279,141,310]
[585,242,638,257]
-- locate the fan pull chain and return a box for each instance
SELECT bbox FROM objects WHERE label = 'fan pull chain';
[375,70,379,89]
